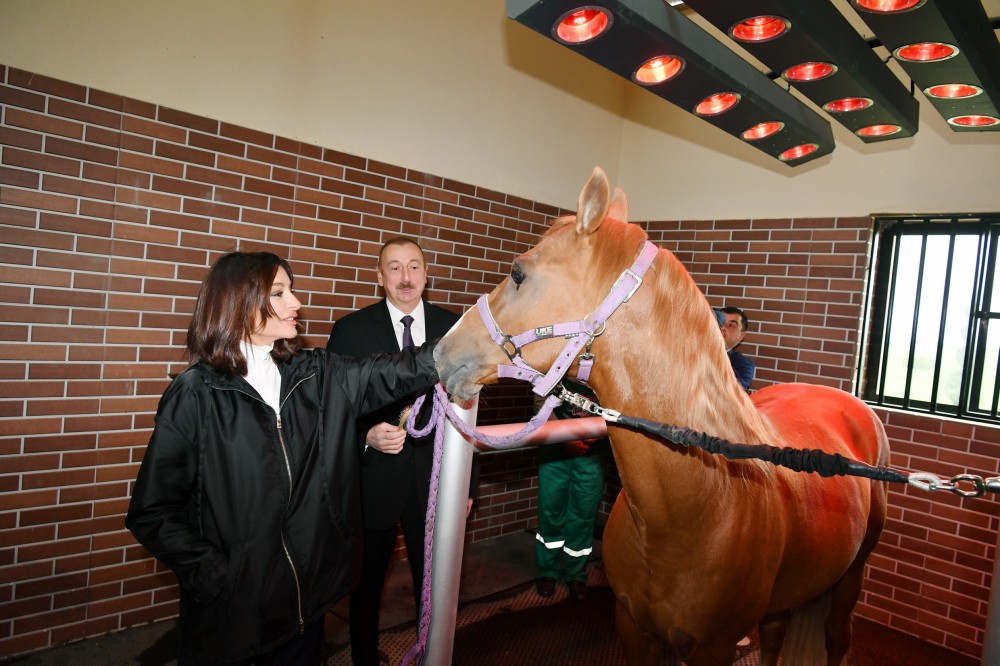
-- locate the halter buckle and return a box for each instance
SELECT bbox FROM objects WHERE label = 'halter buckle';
[500,334,521,362]
[611,269,643,303]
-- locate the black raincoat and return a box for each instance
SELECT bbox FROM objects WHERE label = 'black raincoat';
[125,345,437,664]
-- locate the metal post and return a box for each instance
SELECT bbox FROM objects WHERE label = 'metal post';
[477,416,607,445]
[423,396,477,666]
[420,410,607,664]
[981,526,1000,664]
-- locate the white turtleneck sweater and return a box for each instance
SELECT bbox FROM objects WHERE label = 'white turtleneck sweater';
[240,340,281,414]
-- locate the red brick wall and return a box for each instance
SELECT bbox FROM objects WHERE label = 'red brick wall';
[2,64,996,660]
[0,64,551,658]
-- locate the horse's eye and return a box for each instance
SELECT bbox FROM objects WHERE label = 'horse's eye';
[511,267,525,286]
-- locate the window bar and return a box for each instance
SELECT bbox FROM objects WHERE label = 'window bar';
[856,223,878,398]
[963,227,996,418]
[874,226,903,406]
[986,231,1000,418]
[901,233,929,412]
[927,232,957,413]
[989,321,1000,419]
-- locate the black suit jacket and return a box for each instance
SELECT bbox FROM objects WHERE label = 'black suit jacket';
[326,299,461,530]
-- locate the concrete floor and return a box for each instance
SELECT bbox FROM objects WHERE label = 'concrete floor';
[5,530,540,666]
[3,529,980,666]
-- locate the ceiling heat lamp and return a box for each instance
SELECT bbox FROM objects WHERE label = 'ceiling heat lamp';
[849,0,1000,131]
[506,0,835,165]
[680,0,920,142]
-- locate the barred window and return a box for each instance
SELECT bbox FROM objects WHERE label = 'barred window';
[860,214,1000,424]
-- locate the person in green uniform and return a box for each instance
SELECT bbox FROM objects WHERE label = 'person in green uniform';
[534,379,609,601]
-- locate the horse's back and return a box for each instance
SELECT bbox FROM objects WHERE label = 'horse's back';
[751,382,889,466]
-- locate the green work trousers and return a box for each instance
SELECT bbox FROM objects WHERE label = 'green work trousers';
[535,442,606,583]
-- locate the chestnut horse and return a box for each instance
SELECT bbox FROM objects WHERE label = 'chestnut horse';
[434,167,889,666]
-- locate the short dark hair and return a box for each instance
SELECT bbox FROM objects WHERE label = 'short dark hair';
[187,251,301,375]
[377,237,425,266]
[719,306,750,333]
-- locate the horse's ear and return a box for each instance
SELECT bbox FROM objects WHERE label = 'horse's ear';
[607,187,628,223]
[576,166,610,235]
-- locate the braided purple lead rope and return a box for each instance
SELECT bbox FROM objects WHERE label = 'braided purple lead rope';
[423,383,562,449]
[400,388,446,666]
[399,382,561,665]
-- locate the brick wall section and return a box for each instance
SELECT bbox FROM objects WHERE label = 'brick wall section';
[1,64,996,660]
[0,64,551,658]
[646,216,868,391]
[863,409,1000,657]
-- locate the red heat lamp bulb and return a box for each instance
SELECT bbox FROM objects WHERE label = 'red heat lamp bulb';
[554,7,611,44]
[695,93,740,116]
[857,124,902,138]
[895,42,958,62]
[855,0,924,12]
[925,84,982,99]
[731,16,789,43]
[742,121,784,141]
[634,57,684,85]
[779,144,819,162]
[783,62,837,82]
[947,115,1000,128]
[823,97,873,113]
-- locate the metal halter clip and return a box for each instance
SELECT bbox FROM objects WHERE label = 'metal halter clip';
[553,384,622,423]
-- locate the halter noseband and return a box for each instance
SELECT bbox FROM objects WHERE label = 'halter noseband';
[476,241,658,397]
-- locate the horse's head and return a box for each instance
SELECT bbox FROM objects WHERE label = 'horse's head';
[435,166,650,401]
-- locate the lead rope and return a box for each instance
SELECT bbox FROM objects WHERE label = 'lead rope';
[556,386,1000,495]
[400,383,562,666]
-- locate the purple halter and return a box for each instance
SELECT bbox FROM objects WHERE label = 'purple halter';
[476,240,659,396]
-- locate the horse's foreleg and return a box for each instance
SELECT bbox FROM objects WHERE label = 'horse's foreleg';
[614,599,664,666]
[757,609,790,666]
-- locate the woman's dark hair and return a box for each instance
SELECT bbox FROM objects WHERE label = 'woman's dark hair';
[187,251,301,375]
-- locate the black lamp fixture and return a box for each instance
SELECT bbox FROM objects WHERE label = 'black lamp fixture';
[507,0,836,165]
[680,0,920,142]
[848,0,1000,131]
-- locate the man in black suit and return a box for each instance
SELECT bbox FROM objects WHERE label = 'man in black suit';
[327,237,464,666]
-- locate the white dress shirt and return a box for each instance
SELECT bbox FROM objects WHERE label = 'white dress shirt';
[240,340,281,414]
[385,299,426,349]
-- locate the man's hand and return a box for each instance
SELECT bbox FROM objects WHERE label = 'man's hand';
[366,423,406,454]
[563,438,595,456]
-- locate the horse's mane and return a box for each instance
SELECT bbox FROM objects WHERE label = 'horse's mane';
[549,212,778,482]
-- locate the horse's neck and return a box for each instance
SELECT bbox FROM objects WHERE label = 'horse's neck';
[596,255,772,446]
[595,340,773,531]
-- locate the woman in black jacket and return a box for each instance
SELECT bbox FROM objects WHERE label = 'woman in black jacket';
[125,251,440,665]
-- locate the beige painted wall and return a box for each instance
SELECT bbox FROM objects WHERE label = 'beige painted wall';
[2,0,999,219]
[618,76,1000,219]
